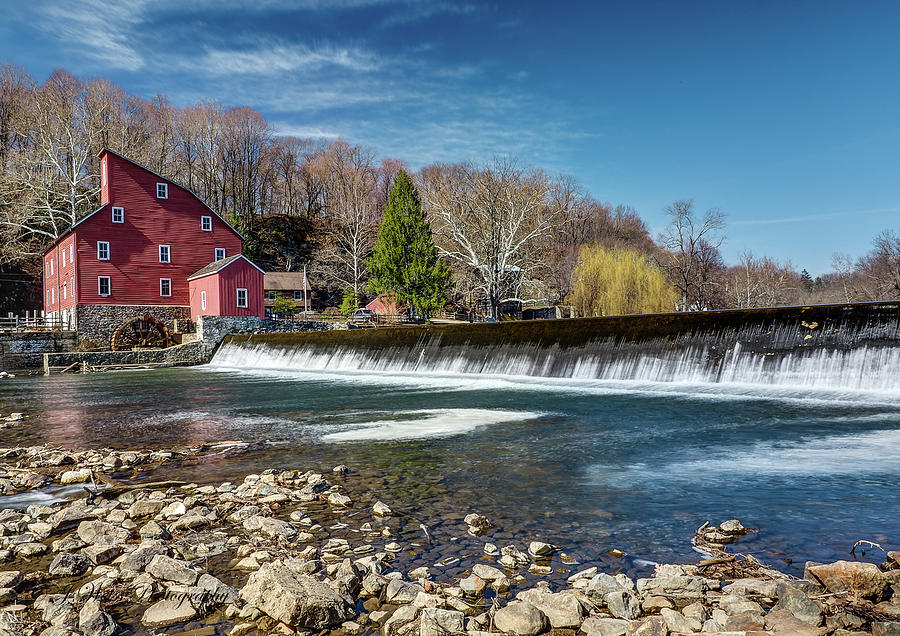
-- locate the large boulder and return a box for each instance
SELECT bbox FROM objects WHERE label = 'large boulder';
[76,520,129,546]
[48,553,92,578]
[806,560,888,598]
[239,561,355,628]
[579,617,629,636]
[78,599,117,636]
[517,588,585,628]
[493,601,549,636]
[419,607,465,636]
[141,598,198,627]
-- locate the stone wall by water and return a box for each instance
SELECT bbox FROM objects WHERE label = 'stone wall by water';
[76,304,192,350]
[0,331,78,371]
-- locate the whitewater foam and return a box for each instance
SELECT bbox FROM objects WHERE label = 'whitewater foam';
[320,408,542,442]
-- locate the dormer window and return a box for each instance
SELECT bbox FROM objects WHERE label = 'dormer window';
[201,216,212,231]
[156,183,168,199]
[215,248,226,261]
[112,207,124,223]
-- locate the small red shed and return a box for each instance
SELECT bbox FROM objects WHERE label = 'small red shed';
[188,254,265,321]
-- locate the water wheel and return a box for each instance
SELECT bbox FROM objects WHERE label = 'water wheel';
[110,315,171,351]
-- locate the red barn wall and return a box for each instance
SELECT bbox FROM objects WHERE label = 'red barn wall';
[217,261,265,319]
[74,151,243,308]
[188,274,221,321]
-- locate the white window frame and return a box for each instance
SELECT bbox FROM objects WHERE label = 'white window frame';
[112,206,124,223]
[236,288,248,308]
[265,291,276,301]
[97,241,110,261]
[215,248,226,261]
[98,276,110,297]
[51,288,55,304]
[101,159,106,186]
[201,290,207,311]
[62,282,67,300]
[160,278,172,297]
[62,250,66,267]
[158,245,171,263]
[69,244,73,261]
[71,276,75,297]
[49,258,53,276]
[201,215,212,231]
[156,183,168,199]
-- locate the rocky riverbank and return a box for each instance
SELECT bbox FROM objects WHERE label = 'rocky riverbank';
[0,443,897,636]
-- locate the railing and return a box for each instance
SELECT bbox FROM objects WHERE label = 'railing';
[0,315,73,331]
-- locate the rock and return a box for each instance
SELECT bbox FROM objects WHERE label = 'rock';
[660,607,700,633]
[473,563,505,581]
[59,469,91,484]
[681,601,708,623]
[373,501,392,516]
[774,581,823,625]
[420,607,465,636]
[493,601,549,636]
[765,608,828,635]
[464,513,492,534]
[243,515,298,540]
[80,544,122,565]
[197,572,239,604]
[806,560,888,598]
[636,575,708,599]
[48,553,92,578]
[719,519,746,534]
[169,514,209,533]
[0,572,20,590]
[119,541,167,572]
[385,578,425,604]
[408,566,430,580]
[517,589,585,629]
[873,623,900,636]
[528,541,553,556]
[159,501,186,519]
[580,617,629,636]
[327,492,351,507]
[721,577,779,598]
[459,574,485,597]
[605,590,641,620]
[141,597,198,627]
[629,616,668,636]
[128,500,165,518]
[139,520,170,540]
[78,598,117,636]
[76,520,130,546]
[642,596,673,612]
[145,554,199,585]
[15,542,48,557]
[724,610,766,631]
[239,561,355,628]
[383,605,420,636]
[718,593,764,615]
[587,573,634,597]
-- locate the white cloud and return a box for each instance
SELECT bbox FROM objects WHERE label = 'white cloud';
[192,43,380,76]
[38,0,148,71]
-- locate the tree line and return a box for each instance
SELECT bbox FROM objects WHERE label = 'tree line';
[1,64,899,316]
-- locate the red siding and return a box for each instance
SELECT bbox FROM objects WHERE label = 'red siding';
[74,151,243,307]
[188,274,220,320]
[43,235,77,314]
[188,258,264,321]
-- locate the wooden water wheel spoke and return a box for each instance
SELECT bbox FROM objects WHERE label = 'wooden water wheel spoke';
[110,315,171,351]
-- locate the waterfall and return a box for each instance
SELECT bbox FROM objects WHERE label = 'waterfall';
[210,330,900,392]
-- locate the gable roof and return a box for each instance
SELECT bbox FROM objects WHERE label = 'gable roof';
[264,271,314,291]
[187,254,265,281]
[42,147,249,256]
[98,147,244,241]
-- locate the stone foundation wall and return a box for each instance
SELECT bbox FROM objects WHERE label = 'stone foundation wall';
[76,305,192,349]
[44,342,206,373]
[196,316,344,352]
[0,331,78,371]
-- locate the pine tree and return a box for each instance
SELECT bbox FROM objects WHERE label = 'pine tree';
[800,268,814,292]
[368,170,452,317]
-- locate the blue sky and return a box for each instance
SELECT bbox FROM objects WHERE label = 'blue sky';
[2,0,900,275]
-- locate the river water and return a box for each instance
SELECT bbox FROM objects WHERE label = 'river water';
[2,341,899,578]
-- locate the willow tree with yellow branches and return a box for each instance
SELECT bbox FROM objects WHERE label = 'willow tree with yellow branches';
[570,245,677,316]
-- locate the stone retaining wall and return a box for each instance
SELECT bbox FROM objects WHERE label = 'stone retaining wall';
[76,305,192,349]
[0,331,78,371]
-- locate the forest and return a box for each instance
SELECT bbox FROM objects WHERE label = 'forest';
[2,65,900,316]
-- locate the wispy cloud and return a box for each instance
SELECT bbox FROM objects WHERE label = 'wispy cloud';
[731,207,900,226]
[38,0,148,71]
[274,123,343,139]
[191,43,381,75]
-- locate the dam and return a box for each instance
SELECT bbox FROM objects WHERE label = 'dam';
[2,301,899,576]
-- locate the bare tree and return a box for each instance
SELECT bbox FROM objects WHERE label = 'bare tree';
[420,158,559,317]
[656,199,726,310]
[726,251,800,308]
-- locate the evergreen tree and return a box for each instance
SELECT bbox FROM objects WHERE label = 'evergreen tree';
[339,288,360,317]
[368,170,452,316]
[800,268,814,292]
